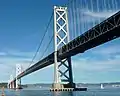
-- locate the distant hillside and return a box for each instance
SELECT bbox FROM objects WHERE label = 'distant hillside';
[23,82,120,88]
[2,82,120,88]
[0,83,7,88]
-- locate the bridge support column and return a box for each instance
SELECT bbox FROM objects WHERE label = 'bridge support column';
[12,81,16,89]
[52,6,75,90]
[11,82,13,89]
[16,79,21,89]
[10,83,12,89]
[9,83,11,89]
[8,84,10,89]
[16,79,18,89]
[9,74,14,89]
[7,80,10,89]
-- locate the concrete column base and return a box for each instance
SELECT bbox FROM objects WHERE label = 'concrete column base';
[52,83,64,89]
[63,83,76,88]
[52,83,76,89]
[50,83,87,91]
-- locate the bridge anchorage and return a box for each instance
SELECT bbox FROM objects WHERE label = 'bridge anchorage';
[50,6,87,91]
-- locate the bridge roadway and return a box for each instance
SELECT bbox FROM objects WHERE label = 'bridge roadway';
[13,11,120,82]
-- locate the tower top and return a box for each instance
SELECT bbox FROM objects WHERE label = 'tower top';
[54,6,67,10]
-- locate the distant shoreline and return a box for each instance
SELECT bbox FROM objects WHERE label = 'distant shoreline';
[2,82,120,88]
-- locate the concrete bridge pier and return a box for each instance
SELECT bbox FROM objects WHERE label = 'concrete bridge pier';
[9,83,11,89]
[7,80,10,89]
[16,79,22,89]
[8,81,15,89]
[8,64,22,89]
[8,75,14,89]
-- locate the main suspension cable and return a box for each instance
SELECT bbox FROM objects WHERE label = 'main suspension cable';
[28,12,53,68]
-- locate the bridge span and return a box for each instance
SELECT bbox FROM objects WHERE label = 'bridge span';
[7,0,120,90]
[15,10,120,81]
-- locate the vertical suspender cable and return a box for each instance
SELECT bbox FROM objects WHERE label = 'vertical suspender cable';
[69,2,74,40]
[73,0,77,38]
[96,0,100,23]
[90,0,94,27]
[85,0,89,31]
[77,0,81,36]
[75,0,79,37]
[114,0,118,11]
[41,35,54,59]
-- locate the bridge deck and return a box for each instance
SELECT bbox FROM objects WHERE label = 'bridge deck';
[15,11,120,81]
[58,11,120,59]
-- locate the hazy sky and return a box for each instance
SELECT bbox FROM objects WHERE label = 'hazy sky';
[0,0,120,84]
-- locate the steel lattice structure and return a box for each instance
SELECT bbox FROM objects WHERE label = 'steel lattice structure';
[58,11,120,59]
[53,6,73,86]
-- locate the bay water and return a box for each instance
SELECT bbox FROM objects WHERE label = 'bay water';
[1,88,120,96]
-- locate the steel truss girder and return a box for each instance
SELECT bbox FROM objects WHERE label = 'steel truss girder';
[58,11,120,57]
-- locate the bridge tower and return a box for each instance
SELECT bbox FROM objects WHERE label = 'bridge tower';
[16,64,22,89]
[53,6,75,89]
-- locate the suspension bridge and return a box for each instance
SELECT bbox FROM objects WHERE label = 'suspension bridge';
[7,0,120,91]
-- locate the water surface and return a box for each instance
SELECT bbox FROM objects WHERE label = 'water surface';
[1,88,120,96]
